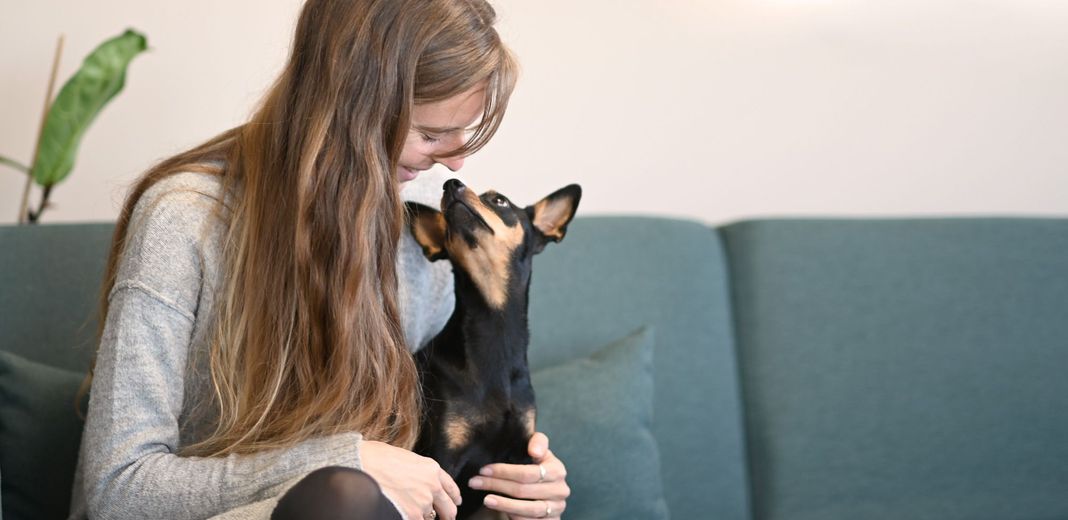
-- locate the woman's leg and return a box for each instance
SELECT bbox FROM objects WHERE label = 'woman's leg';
[270,466,403,520]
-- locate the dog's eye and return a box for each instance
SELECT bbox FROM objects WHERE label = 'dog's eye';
[493,195,509,207]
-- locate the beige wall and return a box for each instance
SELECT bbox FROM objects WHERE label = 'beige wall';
[3,0,1067,226]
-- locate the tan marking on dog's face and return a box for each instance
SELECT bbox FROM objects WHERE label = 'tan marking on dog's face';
[446,189,524,310]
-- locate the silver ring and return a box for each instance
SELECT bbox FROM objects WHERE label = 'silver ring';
[544,501,553,517]
[424,510,436,519]
[537,463,546,483]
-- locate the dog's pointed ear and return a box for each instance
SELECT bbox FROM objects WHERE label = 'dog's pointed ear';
[405,202,448,261]
[525,184,582,255]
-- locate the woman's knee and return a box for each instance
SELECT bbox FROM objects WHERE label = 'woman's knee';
[271,466,400,520]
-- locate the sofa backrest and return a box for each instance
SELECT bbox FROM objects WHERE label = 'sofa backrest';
[0,218,755,520]
[15,216,1065,520]
[721,218,1068,520]
[529,216,753,520]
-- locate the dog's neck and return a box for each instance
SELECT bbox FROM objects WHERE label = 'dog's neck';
[436,268,531,385]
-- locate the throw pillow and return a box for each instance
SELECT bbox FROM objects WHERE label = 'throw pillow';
[531,325,669,519]
[0,350,88,520]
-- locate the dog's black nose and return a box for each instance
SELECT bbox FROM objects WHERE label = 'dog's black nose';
[444,178,466,193]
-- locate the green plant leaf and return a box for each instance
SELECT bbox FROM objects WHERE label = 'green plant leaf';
[31,28,147,187]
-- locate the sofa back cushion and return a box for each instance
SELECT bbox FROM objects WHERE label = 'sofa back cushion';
[0,350,89,520]
[0,223,114,372]
[531,326,670,519]
[722,218,1068,520]
[529,217,751,520]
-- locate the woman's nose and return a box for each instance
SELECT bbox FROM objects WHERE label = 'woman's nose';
[437,154,466,172]
[434,131,469,171]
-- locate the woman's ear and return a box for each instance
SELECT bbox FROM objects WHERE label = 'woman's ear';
[405,202,449,261]
[525,184,582,255]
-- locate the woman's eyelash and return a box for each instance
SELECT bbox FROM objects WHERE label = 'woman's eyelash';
[420,133,440,143]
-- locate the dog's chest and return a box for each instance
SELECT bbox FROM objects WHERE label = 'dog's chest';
[422,358,537,437]
[416,351,537,461]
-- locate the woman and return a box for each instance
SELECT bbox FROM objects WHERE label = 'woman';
[67,1,570,519]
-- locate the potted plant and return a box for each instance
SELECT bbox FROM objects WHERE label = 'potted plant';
[1,28,147,224]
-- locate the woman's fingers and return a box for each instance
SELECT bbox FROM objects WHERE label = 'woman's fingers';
[440,467,463,506]
[478,462,542,484]
[425,462,459,520]
[432,485,458,520]
[482,495,565,519]
[480,449,566,484]
[360,441,465,520]
[527,431,550,459]
[474,447,570,517]
[468,476,567,501]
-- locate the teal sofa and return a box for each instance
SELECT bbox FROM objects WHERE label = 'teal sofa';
[2,217,1067,519]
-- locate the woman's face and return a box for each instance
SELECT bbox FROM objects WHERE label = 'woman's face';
[398,85,487,183]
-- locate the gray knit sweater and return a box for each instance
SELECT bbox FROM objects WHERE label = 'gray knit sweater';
[67,169,457,520]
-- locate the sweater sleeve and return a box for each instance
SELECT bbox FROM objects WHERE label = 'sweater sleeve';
[82,287,363,520]
[77,176,363,519]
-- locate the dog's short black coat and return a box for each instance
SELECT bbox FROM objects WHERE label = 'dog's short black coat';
[406,178,581,518]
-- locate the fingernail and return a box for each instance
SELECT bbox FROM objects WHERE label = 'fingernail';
[469,477,483,489]
[533,446,545,457]
[480,467,493,476]
[484,496,498,507]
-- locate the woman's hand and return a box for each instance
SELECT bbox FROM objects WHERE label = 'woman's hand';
[467,432,570,519]
[360,440,463,520]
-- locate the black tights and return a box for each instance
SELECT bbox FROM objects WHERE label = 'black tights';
[270,466,403,520]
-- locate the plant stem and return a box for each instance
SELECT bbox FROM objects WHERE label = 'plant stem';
[0,155,30,174]
[27,185,53,224]
[19,33,64,225]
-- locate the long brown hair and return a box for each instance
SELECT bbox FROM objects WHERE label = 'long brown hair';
[75,0,517,456]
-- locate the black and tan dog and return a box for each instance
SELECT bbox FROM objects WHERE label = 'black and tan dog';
[406,178,581,519]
